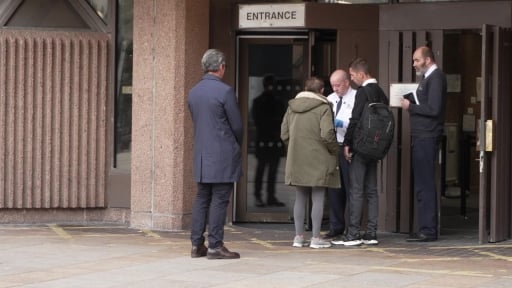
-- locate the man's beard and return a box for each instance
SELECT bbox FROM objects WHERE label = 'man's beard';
[415,63,427,76]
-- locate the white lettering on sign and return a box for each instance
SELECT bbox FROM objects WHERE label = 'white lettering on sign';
[239,4,305,29]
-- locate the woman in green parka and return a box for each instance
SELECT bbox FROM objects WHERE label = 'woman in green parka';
[281,76,341,249]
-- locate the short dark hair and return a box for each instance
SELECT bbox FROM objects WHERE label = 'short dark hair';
[349,57,370,75]
[305,77,324,93]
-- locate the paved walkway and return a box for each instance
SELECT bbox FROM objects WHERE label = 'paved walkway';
[1,224,512,287]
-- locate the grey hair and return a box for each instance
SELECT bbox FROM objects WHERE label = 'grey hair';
[201,49,225,73]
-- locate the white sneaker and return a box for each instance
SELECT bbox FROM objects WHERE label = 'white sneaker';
[330,235,346,245]
[333,235,362,246]
[362,233,379,245]
[293,235,305,247]
[343,238,363,246]
[362,239,379,245]
[309,237,332,249]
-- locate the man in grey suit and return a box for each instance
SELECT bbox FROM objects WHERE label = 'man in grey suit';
[188,49,242,259]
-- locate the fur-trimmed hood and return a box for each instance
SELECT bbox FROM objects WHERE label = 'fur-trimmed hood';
[288,91,330,113]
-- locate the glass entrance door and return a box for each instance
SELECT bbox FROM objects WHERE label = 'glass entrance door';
[235,36,310,222]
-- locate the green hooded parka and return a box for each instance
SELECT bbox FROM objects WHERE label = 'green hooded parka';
[280,91,341,188]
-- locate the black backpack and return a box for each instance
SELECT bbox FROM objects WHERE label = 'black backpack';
[352,86,395,161]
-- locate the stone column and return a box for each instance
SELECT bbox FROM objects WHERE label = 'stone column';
[131,0,209,230]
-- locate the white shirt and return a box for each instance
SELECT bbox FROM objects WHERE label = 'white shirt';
[424,64,438,79]
[327,87,356,143]
[412,65,438,105]
[362,78,378,86]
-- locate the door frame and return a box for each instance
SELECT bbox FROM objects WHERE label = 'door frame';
[235,34,310,223]
[479,24,512,243]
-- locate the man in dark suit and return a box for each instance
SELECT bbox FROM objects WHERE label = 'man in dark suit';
[402,46,447,242]
[188,49,242,259]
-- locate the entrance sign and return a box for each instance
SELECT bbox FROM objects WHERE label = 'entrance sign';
[239,4,305,29]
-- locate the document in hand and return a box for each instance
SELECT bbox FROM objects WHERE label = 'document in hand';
[389,83,419,107]
[403,92,418,104]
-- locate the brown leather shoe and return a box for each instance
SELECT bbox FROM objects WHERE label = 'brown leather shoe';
[191,244,207,258]
[207,245,240,259]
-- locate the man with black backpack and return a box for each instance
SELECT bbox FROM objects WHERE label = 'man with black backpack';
[333,58,389,246]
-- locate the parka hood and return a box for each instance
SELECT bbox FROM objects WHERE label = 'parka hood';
[288,91,330,113]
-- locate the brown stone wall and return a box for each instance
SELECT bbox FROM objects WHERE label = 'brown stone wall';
[0,30,108,209]
[131,0,209,231]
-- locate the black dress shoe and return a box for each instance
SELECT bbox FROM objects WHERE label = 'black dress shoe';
[406,233,437,242]
[207,245,240,259]
[191,244,207,258]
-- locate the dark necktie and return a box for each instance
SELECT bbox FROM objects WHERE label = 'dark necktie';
[336,99,342,115]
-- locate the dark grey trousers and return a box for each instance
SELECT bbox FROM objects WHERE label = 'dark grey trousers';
[190,182,233,249]
[412,136,439,238]
[346,153,378,239]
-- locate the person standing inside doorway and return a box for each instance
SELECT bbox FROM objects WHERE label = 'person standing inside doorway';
[188,49,242,259]
[402,46,447,242]
[338,58,389,246]
[281,77,340,249]
[251,74,286,207]
[323,69,356,239]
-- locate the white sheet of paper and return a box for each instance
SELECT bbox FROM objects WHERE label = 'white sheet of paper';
[389,83,419,107]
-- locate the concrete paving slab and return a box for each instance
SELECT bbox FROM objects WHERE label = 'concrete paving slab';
[1,224,512,287]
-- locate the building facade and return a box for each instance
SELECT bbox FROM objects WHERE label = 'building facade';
[0,0,511,244]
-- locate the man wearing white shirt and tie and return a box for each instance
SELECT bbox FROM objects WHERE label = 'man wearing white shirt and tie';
[323,69,356,239]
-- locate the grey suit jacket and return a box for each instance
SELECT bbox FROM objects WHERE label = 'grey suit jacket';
[188,74,243,183]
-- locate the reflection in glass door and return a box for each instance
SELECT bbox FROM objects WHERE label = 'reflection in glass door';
[236,36,309,222]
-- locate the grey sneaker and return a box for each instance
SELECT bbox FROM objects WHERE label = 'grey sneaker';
[309,237,332,249]
[292,235,306,247]
[362,233,379,245]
